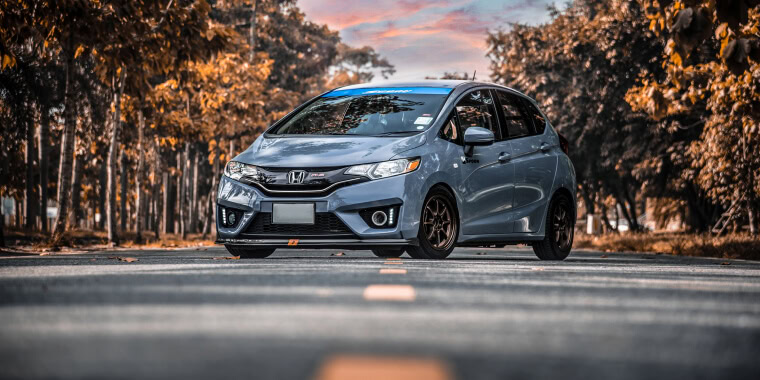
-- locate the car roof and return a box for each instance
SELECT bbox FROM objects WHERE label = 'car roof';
[334,80,530,99]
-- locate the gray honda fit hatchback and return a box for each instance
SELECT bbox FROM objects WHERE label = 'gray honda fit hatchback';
[216,80,576,260]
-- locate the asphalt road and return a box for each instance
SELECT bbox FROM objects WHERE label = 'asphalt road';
[1,246,759,380]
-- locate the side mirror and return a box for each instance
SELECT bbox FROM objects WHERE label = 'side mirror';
[463,127,494,156]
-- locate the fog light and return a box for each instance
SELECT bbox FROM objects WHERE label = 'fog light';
[371,210,388,226]
[227,211,237,226]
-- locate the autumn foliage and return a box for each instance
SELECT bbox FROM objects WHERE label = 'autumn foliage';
[0,0,393,245]
[488,0,759,234]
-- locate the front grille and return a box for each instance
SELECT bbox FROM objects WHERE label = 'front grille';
[258,166,344,173]
[242,212,355,238]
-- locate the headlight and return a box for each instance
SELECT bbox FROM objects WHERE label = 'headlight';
[224,161,258,181]
[345,158,420,180]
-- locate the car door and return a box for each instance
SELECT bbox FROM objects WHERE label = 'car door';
[454,89,515,235]
[494,90,557,233]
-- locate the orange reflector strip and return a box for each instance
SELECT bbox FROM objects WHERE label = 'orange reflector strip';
[315,355,451,380]
[288,239,299,246]
[363,284,415,301]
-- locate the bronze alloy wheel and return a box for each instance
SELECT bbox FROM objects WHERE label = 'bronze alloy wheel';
[553,202,573,251]
[532,193,574,260]
[422,194,456,250]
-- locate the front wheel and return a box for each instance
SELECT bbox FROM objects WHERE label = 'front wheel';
[406,187,458,260]
[371,248,405,258]
[532,193,574,260]
[225,245,276,259]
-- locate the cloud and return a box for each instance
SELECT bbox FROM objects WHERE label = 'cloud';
[298,0,460,29]
[297,0,553,81]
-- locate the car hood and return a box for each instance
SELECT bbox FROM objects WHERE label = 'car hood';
[234,133,427,168]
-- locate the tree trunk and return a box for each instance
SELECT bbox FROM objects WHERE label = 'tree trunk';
[203,148,220,239]
[190,145,199,233]
[52,43,76,240]
[0,194,5,247]
[25,118,38,230]
[162,167,170,235]
[70,149,83,228]
[153,138,161,239]
[119,147,127,232]
[249,0,258,63]
[178,148,186,239]
[38,107,50,233]
[98,163,106,230]
[622,187,640,231]
[15,199,21,228]
[106,70,126,245]
[135,109,145,242]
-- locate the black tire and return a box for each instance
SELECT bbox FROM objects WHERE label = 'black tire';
[225,245,276,259]
[371,248,405,258]
[406,187,458,260]
[532,192,574,260]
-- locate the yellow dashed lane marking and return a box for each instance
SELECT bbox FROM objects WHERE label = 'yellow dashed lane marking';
[379,268,407,274]
[363,284,415,302]
[386,257,402,261]
[384,261,404,265]
[315,355,452,380]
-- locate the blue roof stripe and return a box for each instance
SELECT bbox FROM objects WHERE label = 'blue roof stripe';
[322,87,452,97]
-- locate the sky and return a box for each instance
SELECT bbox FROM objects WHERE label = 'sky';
[298,0,554,82]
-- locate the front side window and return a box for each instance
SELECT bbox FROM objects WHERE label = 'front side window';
[270,88,450,136]
[455,90,500,139]
[495,90,532,139]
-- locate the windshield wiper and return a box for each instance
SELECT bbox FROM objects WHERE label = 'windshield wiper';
[371,131,422,137]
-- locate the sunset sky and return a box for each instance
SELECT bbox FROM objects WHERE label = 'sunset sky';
[298,0,554,82]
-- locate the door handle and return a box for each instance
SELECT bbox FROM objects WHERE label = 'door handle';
[498,152,511,162]
[539,142,551,152]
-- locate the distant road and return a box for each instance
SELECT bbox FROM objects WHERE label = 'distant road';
[1,247,759,380]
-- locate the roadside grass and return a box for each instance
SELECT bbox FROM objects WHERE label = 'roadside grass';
[574,232,760,261]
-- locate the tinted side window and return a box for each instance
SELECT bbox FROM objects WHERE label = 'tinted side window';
[522,99,547,134]
[495,90,532,139]
[439,111,461,145]
[455,90,500,139]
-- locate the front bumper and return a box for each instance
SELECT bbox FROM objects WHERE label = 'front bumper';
[216,237,418,249]
[215,172,424,247]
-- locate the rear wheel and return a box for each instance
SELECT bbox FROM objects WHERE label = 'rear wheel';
[371,248,405,258]
[532,193,574,260]
[406,187,458,260]
[225,245,276,259]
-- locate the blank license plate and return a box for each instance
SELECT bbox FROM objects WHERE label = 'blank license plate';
[272,203,315,225]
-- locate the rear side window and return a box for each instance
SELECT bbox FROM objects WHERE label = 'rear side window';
[522,99,547,134]
[455,90,500,139]
[494,90,532,139]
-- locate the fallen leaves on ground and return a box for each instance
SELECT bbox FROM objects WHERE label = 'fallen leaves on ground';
[108,256,138,263]
[475,252,487,255]
[331,252,346,256]
[720,261,731,266]
[600,254,608,258]
[213,256,240,260]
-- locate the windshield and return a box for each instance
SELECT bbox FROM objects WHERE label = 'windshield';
[270,88,451,136]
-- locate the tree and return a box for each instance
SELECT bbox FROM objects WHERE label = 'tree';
[627,1,760,234]
[488,0,667,232]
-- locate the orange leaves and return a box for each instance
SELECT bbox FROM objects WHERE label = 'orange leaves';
[1,54,15,70]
